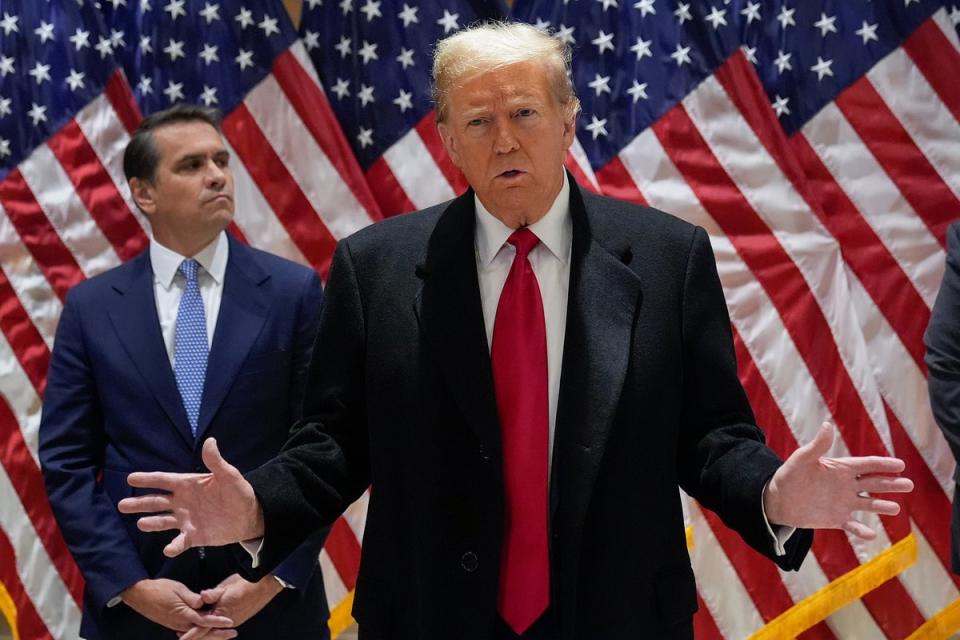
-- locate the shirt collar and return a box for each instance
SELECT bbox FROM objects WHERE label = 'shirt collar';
[474,172,571,268]
[150,231,229,290]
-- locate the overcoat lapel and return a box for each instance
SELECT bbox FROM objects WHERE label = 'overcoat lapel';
[107,252,194,447]
[552,184,642,617]
[413,191,502,456]
[195,238,268,441]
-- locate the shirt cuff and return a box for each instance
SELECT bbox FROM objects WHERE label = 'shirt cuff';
[762,480,796,556]
[107,595,122,608]
[273,575,294,589]
[240,537,264,568]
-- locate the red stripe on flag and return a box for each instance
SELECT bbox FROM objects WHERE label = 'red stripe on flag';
[226,223,248,245]
[693,593,723,640]
[323,517,360,591]
[0,527,52,640]
[365,156,417,217]
[271,50,382,222]
[0,171,84,302]
[0,397,83,606]
[653,104,924,633]
[835,76,957,247]
[102,71,142,136]
[46,121,148,262]
[563,151,599,194]
[414,113,469,196]
[903,19,960,127]
[712,53,930,374]
[0,274,51,396]
[595,156,648,206]
[222,105,338,278]
[883,400,960,587]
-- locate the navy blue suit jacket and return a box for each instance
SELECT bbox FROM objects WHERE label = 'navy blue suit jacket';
[926,220,960,575]
[40,235,330,639]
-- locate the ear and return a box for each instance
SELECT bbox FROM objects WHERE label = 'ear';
[129,177,156,217]
[561,107,577,152]
[437,121,462,168]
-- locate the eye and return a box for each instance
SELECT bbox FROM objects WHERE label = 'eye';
[516,108,535,118]
[467,118,485,127]
[214,155,229,168]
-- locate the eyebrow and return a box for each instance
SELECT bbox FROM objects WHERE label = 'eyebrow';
[172,149,229,166]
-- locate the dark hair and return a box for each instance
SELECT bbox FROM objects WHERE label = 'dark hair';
[123,103,224,182]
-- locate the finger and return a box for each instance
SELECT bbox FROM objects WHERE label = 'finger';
[164,532,191,558]
[136,515,180,532]
[173,583,205,610]
[179,626,212,640]
[203,631,238,640]
[127,471,203,490]
[842,519,877,540]
[201,587,225,605]
[857,476,915,494]
[839,456,907,475]
[118,495,174,514]
[201,438,238,479]
[182,609,234,629]
[799,421,834,461]
[857,497,902,516]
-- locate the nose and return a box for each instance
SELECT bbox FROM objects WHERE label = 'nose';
[493,122,519,154]
[205,159,226,189]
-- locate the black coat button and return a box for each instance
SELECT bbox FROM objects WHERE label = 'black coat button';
[479,446,491,462]
[461,551,479,573]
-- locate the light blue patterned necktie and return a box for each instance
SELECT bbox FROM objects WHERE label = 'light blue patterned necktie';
[174,258,208,437]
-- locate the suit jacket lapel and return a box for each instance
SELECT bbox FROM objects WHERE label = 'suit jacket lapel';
[195,237,268,441]
[552,183,642,606]
[107,252,194,447]
[414,191,502,457]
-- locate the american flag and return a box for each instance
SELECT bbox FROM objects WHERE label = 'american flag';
[509,0,960,637]
[2,0,960,639]
[0,0,379,636]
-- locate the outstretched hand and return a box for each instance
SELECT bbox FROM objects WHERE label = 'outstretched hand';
[118,438,265,557]
[762,422,914,540]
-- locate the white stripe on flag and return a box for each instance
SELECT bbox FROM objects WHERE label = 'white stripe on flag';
[0,204,61,349]
[568,137,600,191]
[0,333,42,464]
[868,49,960,202]
[801,103,945,308]
[245,75,374,240]
[687,501,764,638]
[343,491,368,543]
[0,465,81,639]
[19,144,121,278]
[319,549,349,607]
[899,519,959,619]
[933,8,960,52]
[73,94,147,231]
[382,128,457,209]
[222,137,309,266]
[682,75,894,453]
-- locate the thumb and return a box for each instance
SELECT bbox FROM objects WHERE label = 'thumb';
[201,438,233,476]
[802,421,835,460]
[201,586,225,605]
[173,583,204,609]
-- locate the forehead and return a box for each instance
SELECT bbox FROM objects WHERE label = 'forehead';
[152,121,225,162]
[450,61,554,110]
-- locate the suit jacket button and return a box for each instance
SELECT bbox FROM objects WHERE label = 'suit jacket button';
[479,446,490,462]
[460,551,479,573]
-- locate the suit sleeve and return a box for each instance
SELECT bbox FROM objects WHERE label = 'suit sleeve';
[926,222,960,469]
[676,226,812,570]
[246,241,370,574]
[269,272,332,590]
[39,290,149,610]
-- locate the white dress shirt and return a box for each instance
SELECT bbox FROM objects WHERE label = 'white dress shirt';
[475,173,571,478]
[150,231,228,366]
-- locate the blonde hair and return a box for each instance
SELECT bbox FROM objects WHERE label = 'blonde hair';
[432,21,580,123]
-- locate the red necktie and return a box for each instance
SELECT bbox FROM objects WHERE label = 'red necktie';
[491,227,550,634]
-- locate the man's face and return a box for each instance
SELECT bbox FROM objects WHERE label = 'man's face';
[132,120,235,247]
[438,60,576,227]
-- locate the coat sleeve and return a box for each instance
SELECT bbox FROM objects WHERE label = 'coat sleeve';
[676,226,812,570]
[246,241,371,574]
[926,222,960,470]
[39,289,149,610]
[269,271,332,590]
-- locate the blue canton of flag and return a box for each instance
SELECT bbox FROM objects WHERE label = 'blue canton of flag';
[300,0,505,169]
[0,0,116,177]
[97,0,298,115]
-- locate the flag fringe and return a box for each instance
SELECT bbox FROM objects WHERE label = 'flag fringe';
[0,580,20,640]
[329,589,356,639]
[906,596,960,640]
[749,533,917,639]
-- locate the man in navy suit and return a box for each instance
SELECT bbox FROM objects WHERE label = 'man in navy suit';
[39,104,330,640]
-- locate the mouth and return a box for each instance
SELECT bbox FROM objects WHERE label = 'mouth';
[206,194,232,204]
[497,169,526,179]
